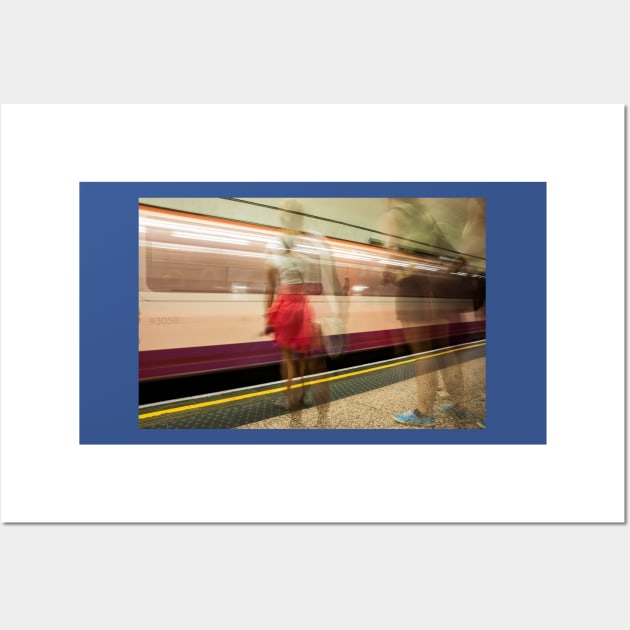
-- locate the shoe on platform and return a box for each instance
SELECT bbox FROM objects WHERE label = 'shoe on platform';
[393,410,436,427]
[440,404,471,420]
[476,419,486,429]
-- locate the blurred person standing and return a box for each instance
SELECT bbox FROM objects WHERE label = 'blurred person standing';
[458,197,486,428]
[380,198,483,427]
[265,199,343,419]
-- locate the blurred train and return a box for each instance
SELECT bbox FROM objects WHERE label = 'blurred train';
[139,205,486,382]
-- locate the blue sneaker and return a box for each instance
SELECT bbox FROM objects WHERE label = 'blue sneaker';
[476,419,486,429]
[441,404,471,420]
[393,410,436,427]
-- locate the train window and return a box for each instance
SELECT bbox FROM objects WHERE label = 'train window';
[200,266,229,292]
[227,266,265,293]
[145,236,267,294]
[141,211,484,300]
[158,271,184,292]
[338,262,390,297]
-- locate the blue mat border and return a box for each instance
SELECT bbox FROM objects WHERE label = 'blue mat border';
[80,182,546,444]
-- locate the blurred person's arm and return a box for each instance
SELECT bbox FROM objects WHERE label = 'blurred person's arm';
[264,262,278,333]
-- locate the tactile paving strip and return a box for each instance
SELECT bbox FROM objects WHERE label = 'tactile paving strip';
[140,343,485,430]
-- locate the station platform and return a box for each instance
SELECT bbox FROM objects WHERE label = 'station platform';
[139,341,486,431]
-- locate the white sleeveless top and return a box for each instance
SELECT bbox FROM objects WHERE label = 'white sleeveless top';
[271,250,307,285]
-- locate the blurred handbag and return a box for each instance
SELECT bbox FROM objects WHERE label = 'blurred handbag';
[318,316,345,358]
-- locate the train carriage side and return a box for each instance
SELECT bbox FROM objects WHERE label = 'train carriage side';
[139,206,485,381]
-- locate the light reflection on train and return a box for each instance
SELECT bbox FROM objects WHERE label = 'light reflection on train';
[139,205,485,381]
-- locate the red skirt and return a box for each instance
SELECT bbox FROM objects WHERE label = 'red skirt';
[267,287,314,352]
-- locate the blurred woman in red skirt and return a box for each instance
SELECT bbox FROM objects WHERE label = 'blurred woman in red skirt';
[265,200,316,411]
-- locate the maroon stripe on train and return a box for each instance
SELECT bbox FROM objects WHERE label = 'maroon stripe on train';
[139,321,485,380]
[139,340,281,380]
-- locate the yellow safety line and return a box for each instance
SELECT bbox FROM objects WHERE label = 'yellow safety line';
[138,341,486,422]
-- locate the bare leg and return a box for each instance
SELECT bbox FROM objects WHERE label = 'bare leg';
[308,353,331,425]
[295,351,307,406]
[403,327,437,418]
[433,320,470,418]
[280,347,299,410]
